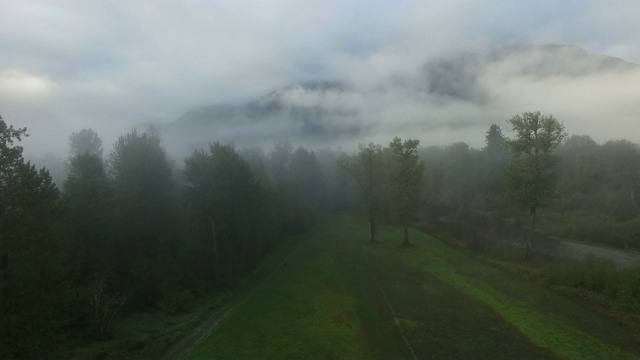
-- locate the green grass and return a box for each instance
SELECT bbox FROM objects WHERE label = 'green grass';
[187,221,377,359]
[68,229,301,360]
[187,213,640,359]
[375,230,637,359]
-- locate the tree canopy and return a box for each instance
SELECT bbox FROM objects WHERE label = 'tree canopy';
[388,137,425,246]
[505,111,567,228]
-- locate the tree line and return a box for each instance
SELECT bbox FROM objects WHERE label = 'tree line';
[1,110,639,357]
[418,112,639,248]
[0,119,351,358]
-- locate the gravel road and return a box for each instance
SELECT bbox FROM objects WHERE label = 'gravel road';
[556,239,640,268]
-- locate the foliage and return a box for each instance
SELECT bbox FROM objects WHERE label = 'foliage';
[441,142,480,207]
[0,116,70,358]
[388,137,425,245]
[64,152,112,267]
[86,277,130,338]
[265,143,325,236]
[338,143,385,242]
[506,111,567,228]
[109,129,175,306]
[69,128,103,157]
[540,256,640,312]
[184,143,268,284]
[481,124,510,195]
[6,104,640,358]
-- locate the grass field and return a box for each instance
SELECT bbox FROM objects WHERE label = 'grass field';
[186,213,640,359]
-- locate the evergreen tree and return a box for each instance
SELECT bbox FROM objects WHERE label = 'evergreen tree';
[184,143,266,284]
[108,129,174,305]
[0,116,69,358]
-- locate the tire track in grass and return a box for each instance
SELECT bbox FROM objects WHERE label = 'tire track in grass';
[169,269,276,360]
[183,219,373,359]
[400,231,636,360]
[162,242,296,360]
[371,274,418,360]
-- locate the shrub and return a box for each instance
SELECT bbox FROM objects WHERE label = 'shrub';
[541,256,640,312]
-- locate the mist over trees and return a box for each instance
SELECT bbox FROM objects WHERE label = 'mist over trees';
[505,112,567,230]
[1,109,640,357]
[388,137,425,246]
[338,143,385,243]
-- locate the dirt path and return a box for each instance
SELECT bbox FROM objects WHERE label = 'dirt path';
[504,226,640,268]
[161,243,294,360]
[555,239,640,268]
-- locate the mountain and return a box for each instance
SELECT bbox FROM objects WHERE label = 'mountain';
[164,81,361,155]
[163,44,638,154]
[423,44,637,103]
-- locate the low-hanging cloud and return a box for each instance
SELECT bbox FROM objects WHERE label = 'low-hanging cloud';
[2,0,640,159]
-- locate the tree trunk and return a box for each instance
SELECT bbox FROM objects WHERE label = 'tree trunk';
[530,204,537,230]
[368,217,376,244]
[1,252,8,280]
[528,205,536,260]
[402,226,410,247]
[210,217,221,285]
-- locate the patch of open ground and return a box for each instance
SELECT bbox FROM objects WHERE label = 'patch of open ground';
[181,213,640,359]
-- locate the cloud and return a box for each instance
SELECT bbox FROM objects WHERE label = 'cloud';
[1,0,640,158]
[217,44,640,151]
[0,69,56,96]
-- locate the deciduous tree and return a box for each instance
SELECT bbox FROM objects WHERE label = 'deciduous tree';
[69,128,103,157]
[388,137,425,246]
[184,143,265,284]
[339,143,385,243]
[505,111,567,229]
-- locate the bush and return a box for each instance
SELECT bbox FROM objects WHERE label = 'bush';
[158,289,196,315]
[540,256,640,311]
[612,267,640,311]
[539,211,630,248]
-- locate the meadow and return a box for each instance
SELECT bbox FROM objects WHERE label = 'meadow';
[185,213,640,359]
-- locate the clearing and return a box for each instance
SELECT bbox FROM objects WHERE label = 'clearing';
[176,213,640,359]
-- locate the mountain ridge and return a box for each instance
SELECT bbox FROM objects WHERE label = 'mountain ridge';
[163,44,638,154]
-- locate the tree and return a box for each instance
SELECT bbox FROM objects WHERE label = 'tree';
[442,142,479,208]
[484,124,508,157]
[184,143,265,284]
[64,150,112,272]
[556,135,602,210]
[339,143,385,243]
[388,137,426,246]
[289,147,324,227]
[69,128,103,157]
[472,124,511,210]
[268,140,293,185]
[108,129,174,305]
[600,139,640,220]
[0,116,70,358]
[505,111,567,230]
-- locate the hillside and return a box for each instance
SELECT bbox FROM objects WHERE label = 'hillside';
[162,44,639,155]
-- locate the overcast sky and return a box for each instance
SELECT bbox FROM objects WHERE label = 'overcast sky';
[1,0,640,156]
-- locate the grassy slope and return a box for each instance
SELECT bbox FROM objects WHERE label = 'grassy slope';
[188,213,640,359]
[70,233,301,359]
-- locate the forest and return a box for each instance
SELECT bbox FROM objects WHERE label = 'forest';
[1,111,639,359]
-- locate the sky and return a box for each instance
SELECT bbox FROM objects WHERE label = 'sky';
[1,0,640,157]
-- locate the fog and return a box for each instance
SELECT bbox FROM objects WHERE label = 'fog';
[2,1,640,166]
[162,45,640,161]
